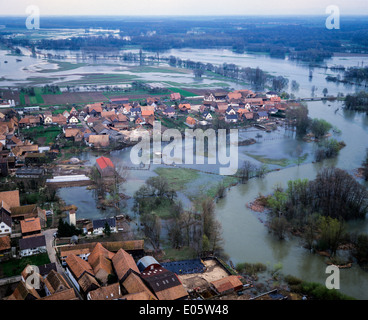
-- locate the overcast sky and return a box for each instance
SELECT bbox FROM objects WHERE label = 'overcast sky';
[0,0,367,16]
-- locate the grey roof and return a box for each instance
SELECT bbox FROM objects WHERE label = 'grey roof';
[19,235,46,250]
[16,167,44,175]
[257,111,268,117]
[137,256,160,272]
[164,107,175,113]
[92,217,116,229]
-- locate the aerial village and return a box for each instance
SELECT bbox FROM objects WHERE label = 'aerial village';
[0,88,298,301]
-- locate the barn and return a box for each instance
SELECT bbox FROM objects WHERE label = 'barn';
[96,156,115,177]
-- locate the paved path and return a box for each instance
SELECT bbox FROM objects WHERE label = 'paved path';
[43,228,83,300]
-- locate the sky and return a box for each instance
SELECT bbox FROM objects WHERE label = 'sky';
[0,0,367,16]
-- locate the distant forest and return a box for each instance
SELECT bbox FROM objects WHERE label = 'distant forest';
[1,16,368,62]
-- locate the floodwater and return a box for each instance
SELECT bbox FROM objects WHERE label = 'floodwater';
[7,43,367,298]
[56,100,368,299]
[1,46,368,97]
[215,100,368,300]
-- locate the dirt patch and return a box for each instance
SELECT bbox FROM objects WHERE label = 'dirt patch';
[178,259,229,291]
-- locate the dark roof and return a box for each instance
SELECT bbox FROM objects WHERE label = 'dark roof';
[38,263,57,276]
[161,259,206,275]
[226,114,238,120]
[140,267,181,293]
[19,235,46,250]
[130,107,141,113]
[0,210,11,227]
[257,111,268,117]
[92,217,116,229]
[163,107,175,113]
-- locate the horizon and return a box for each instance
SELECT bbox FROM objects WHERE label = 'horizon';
[0,0,367,16]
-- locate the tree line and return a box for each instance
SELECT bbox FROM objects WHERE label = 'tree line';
[265,167,368,257]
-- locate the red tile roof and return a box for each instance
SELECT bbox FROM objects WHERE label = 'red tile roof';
[96,156,114,170]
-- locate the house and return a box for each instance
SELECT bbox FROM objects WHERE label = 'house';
[243,112,254,121]
[43,270,71,296]
[0,190,20,208]
[43,113,53,125]
[87,103,103,116]
[141,105,155,117]
[202,111,213,121]
[256,111,268,122]
[112,248,140,283]
[0,207,12,236]
[39,288,78,300]
[225,106,236,115]
[88,243,115,285]
[170,92,181,101]
[20,217,42,237]
[60,247,91,266]
[204,92,216,102]
[96,156,115,177]
[93,123,110,135]
[67,115,79,124]
[140,266,188,300]
[87,283,123,300]
[19,234,47,257]
[64,128,82,141]
[0,235,11,261]
[62,110,70,118]
[216,102,229,114]
[163,106,176,118]
[225,114,238,123]
[92,217,117,235]
[121,271,157,300]
[226,92,242,101]
[69,107,78,116]
[213,91,228,101]
[178,104,191,113]
[185,116,196,127]
[65,253,99,293]
[101,110,116,119]
[6,280,41,300]
[88,135,110,148]
[52,114,67,125]
[210,275,243,295]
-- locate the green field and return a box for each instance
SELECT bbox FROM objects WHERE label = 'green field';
[22,125,62,145]
[0,253,50,278]
[154,167,200,191]
[245,153,291,167]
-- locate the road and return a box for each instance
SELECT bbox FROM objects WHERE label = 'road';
[43,228,83,300]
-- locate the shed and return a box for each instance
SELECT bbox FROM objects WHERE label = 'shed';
[137,256,161,273]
